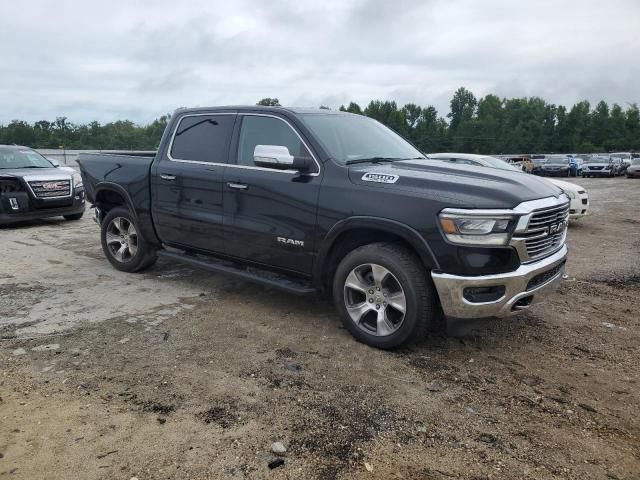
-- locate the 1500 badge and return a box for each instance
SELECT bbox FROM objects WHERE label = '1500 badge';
[361,172,399,184]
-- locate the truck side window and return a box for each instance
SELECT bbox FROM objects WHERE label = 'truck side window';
[170,115,235,163]
[237,116,311,167]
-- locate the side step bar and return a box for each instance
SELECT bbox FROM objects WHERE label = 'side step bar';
[157,250,316,296]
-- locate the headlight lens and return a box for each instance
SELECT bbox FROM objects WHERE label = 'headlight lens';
[566,190,576,199]
[439,211,516,246]
[73,173,83,188]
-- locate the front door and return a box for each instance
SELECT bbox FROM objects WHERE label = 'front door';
[223,114,322,274]
[151,112,236,253]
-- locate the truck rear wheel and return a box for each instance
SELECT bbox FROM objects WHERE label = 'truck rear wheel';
[333,242,436,349]
[101,207,157,273]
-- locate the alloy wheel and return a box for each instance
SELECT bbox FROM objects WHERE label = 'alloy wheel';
[105,217,138,263]
[343,263,406,337]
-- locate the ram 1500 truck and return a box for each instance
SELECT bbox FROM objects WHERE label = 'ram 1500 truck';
[78,106,569,349]
[1,145,85,225]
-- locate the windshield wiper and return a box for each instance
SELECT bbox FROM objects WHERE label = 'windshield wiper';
[345,156,425,165]
[345,157,398,165]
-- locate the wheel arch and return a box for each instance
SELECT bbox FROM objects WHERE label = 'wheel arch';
[314,217,439,294]
[94,182,137,217]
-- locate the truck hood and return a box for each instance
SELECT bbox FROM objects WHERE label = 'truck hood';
[0,167,71,179]
[348,159,563,209]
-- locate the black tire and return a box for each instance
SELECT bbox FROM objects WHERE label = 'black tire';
[64,211,84,221]
[332,242,437,349]
[101,206,157,273]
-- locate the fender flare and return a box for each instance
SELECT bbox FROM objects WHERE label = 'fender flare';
[314,216,440,284]
[94,182,137,218]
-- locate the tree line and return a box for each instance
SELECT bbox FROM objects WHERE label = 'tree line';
[1,88,638,154]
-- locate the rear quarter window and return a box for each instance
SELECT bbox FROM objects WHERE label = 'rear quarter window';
[170,114,235,163]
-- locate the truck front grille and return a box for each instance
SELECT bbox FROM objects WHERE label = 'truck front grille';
[511,198,570,263]
[28,179,72,198]
[521,204,569,261]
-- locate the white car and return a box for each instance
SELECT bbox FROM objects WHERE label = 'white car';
[545,178,589,220]
[426,153,590,221]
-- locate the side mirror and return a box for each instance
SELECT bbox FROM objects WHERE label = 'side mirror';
[50,159,60,167]
[253,145,313,173]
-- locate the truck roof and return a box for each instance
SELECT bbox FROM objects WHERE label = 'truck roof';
[0,144,30,150]
[173,106,350,116]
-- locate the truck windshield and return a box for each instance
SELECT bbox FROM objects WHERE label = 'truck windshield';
[0,148,54,169]
[300,114,424,165]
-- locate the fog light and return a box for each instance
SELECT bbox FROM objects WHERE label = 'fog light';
[463,285,505,303]
[9,198,19,210]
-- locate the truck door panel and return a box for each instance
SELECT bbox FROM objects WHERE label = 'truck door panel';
[223,114,322,274]
[151,113,236,253]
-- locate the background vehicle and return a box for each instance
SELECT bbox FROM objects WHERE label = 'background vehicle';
[0,145,85,225]
[610,152,632,174]
[609,157,626,176]
[503,155,533,173]
[539,155,571,176]
[626,157,640,178]
[531,155,547,175]
[426,153,588,220]
[78,106,568,349]
[545,179,589,219]
[582,156,615,177]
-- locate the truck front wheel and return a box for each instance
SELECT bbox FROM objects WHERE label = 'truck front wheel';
[101,207,157,273]
[333,243,437,349]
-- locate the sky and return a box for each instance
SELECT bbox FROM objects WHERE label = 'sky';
[1,0,639,125]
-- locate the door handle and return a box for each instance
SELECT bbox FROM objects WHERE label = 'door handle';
[227,182,248,190]
[160,174,176,181]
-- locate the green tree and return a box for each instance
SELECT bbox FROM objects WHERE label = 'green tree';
[256,98,281,106]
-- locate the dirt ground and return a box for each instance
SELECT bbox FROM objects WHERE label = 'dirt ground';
[1,177,639,480]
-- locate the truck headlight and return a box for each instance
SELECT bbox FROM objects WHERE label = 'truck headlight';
[73,173,83,189]
[566,191,576,199]
[439,210,516,246]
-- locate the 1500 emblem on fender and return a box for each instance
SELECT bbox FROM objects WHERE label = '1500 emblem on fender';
[361,172,399,184]
[277,237,304,247]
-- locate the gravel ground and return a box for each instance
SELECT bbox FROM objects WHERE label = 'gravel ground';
[1,177,639,480]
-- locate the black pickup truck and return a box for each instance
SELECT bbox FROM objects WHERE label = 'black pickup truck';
[1,145,85,225]
[78,106,569,349]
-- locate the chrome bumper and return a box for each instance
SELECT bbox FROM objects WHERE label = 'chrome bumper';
[432,245,567,319]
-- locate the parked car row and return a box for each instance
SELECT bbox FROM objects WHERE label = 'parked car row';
[498,152,639,179]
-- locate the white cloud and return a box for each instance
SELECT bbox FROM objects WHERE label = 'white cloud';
[1,0,639,124]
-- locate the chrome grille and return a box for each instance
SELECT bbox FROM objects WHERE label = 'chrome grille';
[28,179,72,198]
[511,198,570,263]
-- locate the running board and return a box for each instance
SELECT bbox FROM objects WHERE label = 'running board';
[157,250,316,295]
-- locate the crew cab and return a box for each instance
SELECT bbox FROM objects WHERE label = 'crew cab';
[78,106,569,349]
[0,145,85,225]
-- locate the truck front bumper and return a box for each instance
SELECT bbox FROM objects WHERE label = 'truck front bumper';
[431,245,567,319]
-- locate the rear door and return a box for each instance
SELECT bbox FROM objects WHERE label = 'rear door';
[222,113,322,274]
[151,112,236,253]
